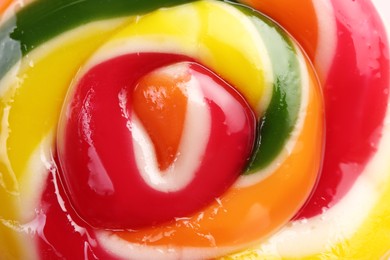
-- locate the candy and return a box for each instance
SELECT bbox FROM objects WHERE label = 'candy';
[58,57,257,229]
[0,0,388,259]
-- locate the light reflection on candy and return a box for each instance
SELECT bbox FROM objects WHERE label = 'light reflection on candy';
[0,0,388,259]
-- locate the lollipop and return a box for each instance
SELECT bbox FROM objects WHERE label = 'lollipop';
[0,0,388,259]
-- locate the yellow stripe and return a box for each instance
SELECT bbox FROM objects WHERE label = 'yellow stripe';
[0,18,129,258]
[329,174,390,259]
[0,223,26,260]
[104,1,273,114]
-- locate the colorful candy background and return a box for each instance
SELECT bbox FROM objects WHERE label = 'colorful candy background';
[0,0,389,259]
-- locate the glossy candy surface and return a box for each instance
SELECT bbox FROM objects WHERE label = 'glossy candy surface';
[0,0,389,259]
[58,57,256,229]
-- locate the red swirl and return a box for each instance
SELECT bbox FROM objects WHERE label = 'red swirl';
[57,53,256,228]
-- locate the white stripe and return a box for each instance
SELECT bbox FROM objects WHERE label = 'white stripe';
[96,230,251,260]
[313,0,337,82]
[130,64,211,192]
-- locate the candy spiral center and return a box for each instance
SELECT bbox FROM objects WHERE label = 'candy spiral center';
[57,54,256,228]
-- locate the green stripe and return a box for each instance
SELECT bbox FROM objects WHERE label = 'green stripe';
[11,0,198,55]
[236,6,302,173]
[0,19,22,79]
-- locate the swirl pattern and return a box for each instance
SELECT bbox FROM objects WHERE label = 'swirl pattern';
[0,0,389,259]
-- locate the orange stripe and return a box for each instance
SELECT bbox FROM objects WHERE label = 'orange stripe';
[0,0,13,15]
[133,66,189,171]
[115,62,324,248]
[242,0,319,61]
